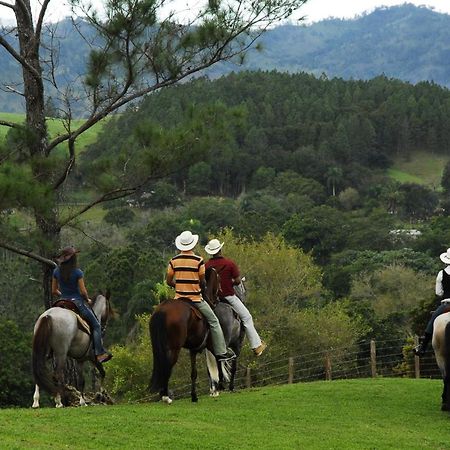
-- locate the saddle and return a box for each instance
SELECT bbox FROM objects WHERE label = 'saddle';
[53,299,91,335]
[176,298,204,321]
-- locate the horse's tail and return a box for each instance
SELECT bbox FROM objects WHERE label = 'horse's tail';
[32,315,58,395]
[206,349,219,383]
[149,309,172,393]
[444,321,450,379]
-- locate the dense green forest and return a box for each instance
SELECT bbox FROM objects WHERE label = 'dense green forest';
[3,69,450,407]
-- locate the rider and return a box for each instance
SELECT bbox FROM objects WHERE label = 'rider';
[204,238,266,357]
[166,231,236,362]
[415,248,450,356]
[52,246,112,364]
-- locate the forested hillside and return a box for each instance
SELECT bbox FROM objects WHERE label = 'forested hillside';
[1,4,450,113]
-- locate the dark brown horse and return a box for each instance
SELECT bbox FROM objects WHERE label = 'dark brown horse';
[149,268,225,403]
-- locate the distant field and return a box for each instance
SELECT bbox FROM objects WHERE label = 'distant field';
[0,112,107,153]
[388,151,448,188]
[0,378,448,449]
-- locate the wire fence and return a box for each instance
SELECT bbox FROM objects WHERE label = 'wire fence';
[142,337,442,402]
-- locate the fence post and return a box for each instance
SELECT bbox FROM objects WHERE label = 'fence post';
[414,335,420,379]
[288,357,294,384]
[325,353,332,381]
[246,367,251,388]
[370,339,377,378]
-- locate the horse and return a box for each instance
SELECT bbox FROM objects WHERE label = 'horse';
[31,292,114,408]
[432,310,450,411]
[149,267,229,404]
[206,272,245,396]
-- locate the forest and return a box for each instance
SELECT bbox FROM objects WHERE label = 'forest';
[2,68,450,406]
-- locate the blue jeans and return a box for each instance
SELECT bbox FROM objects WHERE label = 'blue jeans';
[70,297,106,356]
[425,302,450,335]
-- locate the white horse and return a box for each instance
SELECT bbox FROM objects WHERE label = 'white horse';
[432,310,450,411]
[32,292,113,408]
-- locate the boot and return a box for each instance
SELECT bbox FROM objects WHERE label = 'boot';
[414,333,432,357]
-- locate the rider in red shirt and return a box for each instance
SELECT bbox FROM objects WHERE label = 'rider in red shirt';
[205,239,266,357]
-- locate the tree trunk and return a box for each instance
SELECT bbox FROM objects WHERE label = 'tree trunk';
[16,2,59,309]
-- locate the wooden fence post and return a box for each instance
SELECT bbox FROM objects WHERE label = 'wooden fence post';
[288,357,294,384]
[370,339,377,378]
[414,335,420,379]
[246,367,251,388]
[325,353,332,381]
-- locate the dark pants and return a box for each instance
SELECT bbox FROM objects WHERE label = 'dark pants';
[70,297,105,356]
[425,302,450,335]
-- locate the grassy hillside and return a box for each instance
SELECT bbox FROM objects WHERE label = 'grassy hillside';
[0,378,447,449]
[0,112,106,152]
[388,151,448,188]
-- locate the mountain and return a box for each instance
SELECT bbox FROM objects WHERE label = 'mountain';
[1,3,450,113]
[243,4,450,86]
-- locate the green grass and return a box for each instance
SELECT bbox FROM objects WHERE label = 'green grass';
[388,151,449,188]
[0,112,106,153]
[0,378,448,449]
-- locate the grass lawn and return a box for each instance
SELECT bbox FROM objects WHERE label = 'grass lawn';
[0,378,448,449]
[388,151,448,188]
[0,112,107,153]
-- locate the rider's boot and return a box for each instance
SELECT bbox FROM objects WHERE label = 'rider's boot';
[414,333,432,357]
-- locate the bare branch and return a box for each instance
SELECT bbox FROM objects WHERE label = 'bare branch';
[0,35,41,81]
[52,138,76,190]
[0,240,57,268]
[35,0,51,44]
[0,1,15,10]
[0,118,21,129]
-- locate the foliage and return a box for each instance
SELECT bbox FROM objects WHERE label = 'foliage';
[103,207,136,227]
[105,314,152,401]
[347,265,434,334]
[0,319,33,407]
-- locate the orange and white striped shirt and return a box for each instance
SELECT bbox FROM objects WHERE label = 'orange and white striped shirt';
[167,251,205,302]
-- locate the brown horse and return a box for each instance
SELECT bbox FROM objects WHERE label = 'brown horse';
[149,268,225,403]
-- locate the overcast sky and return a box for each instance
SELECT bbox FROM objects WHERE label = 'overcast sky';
[0,0,449,25]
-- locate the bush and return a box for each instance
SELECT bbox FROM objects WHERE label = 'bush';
[0,319,33,407]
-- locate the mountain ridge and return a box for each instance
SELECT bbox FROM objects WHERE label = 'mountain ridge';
[1,3,449,113]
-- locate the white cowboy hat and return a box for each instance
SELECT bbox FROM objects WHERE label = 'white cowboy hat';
[440,248,450,264]
[205,239,224,255]
[175,230,199,251]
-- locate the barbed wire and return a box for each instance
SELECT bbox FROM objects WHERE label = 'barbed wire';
[127,337,442,404]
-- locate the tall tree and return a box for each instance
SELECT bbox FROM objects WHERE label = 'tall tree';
[0,0,306,307]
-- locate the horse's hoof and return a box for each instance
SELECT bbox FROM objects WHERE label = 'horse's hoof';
[55,404,64,408]
[161,395,172,405]
[192,397,198,403]
[31,403,39,409]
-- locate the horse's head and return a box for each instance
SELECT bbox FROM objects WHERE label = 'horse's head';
[92,290,116,333]
[205,267,220,307]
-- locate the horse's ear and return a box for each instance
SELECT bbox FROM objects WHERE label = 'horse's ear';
[105,289,111,300]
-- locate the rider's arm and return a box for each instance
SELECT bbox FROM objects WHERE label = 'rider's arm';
[77,277,91,303]
[230,260,241,285]
[51,277,61,297]
[166,262,175,288]
[436,270,444,297]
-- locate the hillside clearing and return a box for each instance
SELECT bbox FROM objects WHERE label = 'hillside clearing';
[0,378,447,449]
[388,151,448,188]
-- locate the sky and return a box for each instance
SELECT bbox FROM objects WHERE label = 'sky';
[0,0,449,25]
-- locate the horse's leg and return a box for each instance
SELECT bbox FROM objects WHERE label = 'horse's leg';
[229,358,237,392]
[53,354,66,408]
[32,384,40,408]
[190,351,198,403]
[78,362,87,407]
[160,348,179,405]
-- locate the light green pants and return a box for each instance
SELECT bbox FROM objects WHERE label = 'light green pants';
[195,299,227,355]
